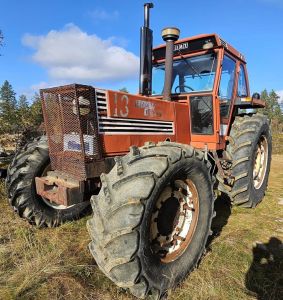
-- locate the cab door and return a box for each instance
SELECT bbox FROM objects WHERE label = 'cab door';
[189,51,221,150]
[218,54,237,136]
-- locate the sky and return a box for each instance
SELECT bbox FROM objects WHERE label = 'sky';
[0,0,283,102]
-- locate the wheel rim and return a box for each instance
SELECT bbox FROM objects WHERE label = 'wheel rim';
[39,164,75,210]
[150,179,199,263]
[253,135,268,190]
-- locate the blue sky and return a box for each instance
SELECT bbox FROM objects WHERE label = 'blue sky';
[0,0,283,101]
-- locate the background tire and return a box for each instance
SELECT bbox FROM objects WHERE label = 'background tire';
[227,113,272,207]
[6,136,90,227]
[87,142,214,299]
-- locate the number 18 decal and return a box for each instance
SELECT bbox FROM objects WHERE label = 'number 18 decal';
[114,93,129,117]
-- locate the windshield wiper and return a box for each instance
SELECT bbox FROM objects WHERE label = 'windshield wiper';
[178,50,202,79]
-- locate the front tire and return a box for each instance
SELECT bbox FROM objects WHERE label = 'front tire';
[6,136,90,227]
[227,113,272,207]
[87,142,214,299]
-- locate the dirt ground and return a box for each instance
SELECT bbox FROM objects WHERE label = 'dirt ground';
[0,156,282,300]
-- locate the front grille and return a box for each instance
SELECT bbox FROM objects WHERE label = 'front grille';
[96,89,108,113]
[41,84,101,180]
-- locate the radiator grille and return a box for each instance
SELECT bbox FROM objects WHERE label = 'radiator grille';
[41,84,101,180]
[96,89,108,113]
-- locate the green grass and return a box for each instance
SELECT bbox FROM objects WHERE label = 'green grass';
[0,156,282,300]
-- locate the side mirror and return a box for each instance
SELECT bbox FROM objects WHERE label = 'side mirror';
[252,92,260,100]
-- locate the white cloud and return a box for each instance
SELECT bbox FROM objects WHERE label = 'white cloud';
[22,24,139,82]
[276,90,283,103]
[30,81,51,91]
[88,9,119,21]
[19,81,59,100]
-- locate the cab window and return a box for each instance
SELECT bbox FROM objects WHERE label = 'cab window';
[238,64,248,97]
[219,55,236,117]
[152,53,218,95]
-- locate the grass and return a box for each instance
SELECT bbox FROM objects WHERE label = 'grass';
[0,156,282,300]
[272,133,283,154]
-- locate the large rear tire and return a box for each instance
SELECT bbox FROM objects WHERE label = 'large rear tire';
[227,113,272,207]
[87,142,214,299]
[6,136,90,227]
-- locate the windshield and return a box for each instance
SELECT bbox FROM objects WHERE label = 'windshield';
[152,53,218,95]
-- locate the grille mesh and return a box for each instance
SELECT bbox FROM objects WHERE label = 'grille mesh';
[41,84,101,180]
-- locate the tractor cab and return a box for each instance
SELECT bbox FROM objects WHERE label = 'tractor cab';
[149,33,263,149]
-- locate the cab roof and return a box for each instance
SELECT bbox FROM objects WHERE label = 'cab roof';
[153,33,246,63]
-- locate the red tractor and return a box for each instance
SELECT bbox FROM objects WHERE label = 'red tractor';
[6,3,271,299]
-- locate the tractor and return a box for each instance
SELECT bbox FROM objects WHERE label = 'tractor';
[6,3,271,299]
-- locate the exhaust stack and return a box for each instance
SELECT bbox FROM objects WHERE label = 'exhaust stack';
[139,3,154,96]
[162,27,180,101]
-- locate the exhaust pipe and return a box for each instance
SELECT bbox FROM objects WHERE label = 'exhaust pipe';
[139,3,154,96]
[162,27,180,101]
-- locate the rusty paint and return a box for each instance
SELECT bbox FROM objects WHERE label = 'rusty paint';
[35,174,83,207]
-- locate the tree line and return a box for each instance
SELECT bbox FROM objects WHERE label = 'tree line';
[0,80,43,134]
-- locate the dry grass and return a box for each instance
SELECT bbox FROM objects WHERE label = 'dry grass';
[0,134,18,152]
[0,156,282,300]
[273,133,283,154]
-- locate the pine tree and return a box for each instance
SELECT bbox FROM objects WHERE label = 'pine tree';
[119,87,129,93]
[18,94,30,130]
[261,89,283,133]
[269,90,282,120]
[261,89,268,102]
[0,80,18,132]
[29,93,43,127]
[18,94,28,110]
[261,89,282,121]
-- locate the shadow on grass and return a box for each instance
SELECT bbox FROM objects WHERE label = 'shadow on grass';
[207,193,232,248]
[245,237,283,300]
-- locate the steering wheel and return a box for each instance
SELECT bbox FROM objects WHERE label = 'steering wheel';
[174,85,194,93]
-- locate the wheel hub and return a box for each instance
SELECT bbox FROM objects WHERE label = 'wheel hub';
[157,196,180,236]
[150,179,199,263]
[253,136,268,190]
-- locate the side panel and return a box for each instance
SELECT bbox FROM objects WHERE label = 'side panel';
[107,91,175,121]
[175,103,190,145]
[96,90,190,155]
